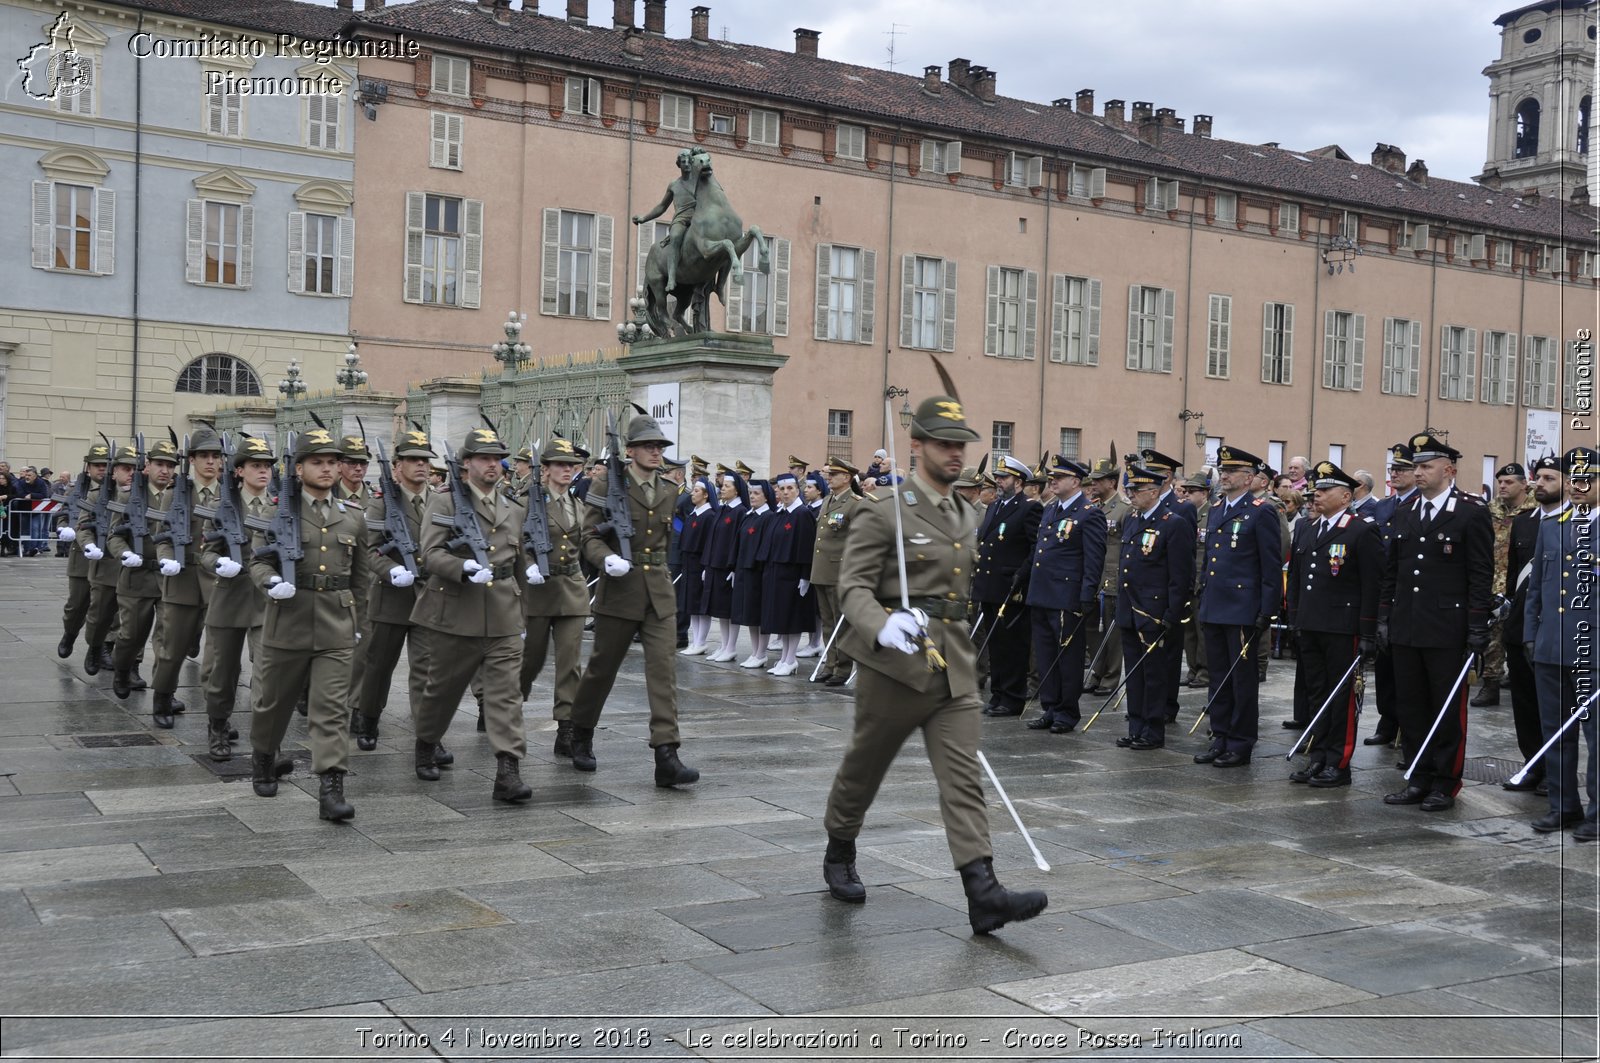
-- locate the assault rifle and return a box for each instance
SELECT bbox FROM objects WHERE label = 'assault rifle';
[82,436,116,551]
[107,433,150,556]
[51,465,91,544]
[521,441,552,578]
[431,442,491,569]
[199,433,250,566]
[593,411,634,562]
[150,429,193,570]
[249,434,303,583]
[363,418,420,578]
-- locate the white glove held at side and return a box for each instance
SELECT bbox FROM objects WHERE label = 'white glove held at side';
[58,527,76,542]
[387,566,415,588]
[876,610,923,655]
[604,554,631,577]
[267,577,296,600]
[82,543,104,561]
[214,557,242,579]
[158,559,181,577]
[525,564,545,585]
[121,551,144,569]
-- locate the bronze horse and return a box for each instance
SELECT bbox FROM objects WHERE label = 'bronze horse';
[641,151,768,338]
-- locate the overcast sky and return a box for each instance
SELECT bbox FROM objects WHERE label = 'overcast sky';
[313,0,1545,184]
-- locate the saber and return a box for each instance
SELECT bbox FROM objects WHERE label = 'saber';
[1188,624,1265,735]
[1021,609,1094,710]
[976,750,1050,872]
[810,615,847,681]
[1403,654,1476,781]
[969,608,986,639]
[975,571,1027,660]
[1083,629,1166,731]
[881,388,945,671]
[1285,654,1365,759]
[1508,688,1599,785]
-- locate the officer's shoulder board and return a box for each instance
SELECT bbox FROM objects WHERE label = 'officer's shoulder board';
[1460,492,1485,507]
[334,499,348,513]
[1336,513,1352,529]
[1251,497,1265,507]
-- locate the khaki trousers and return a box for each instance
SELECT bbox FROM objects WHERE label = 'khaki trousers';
[251,642,352,774]
[522,614,585,722]
[358,619,415,721]
[63,576,91,636]
[411,629,526,759]
[153,601,204,695]
[200,624,261,721]
[824,665,992,869]
[815,583,852,677]
[84,582,119,649]
[112,595,159,673]
[346,610,372,715]
[571,611,680,746]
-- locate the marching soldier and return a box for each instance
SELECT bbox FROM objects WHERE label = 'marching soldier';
[1284,461,1380,787]
[79,445,136,677]
[521,438,591,758]
[974,455,1042,717]
[196,436,275,761]
[510,444,536,499]
[1378,432,1492,812]
[821,394,1047,934]
[1501,453,1563,795]
[408,427,532,802]
[110,437,178,706]
[336,434,375,722]
[1085,458,1128,695]
[1477,462,1536,707]
[1365,443,1420,746]
[1022,456,1105,734]
[150,428,224,729]
[811,457,860,686]
[248,427,370,821]
[1114,461,1195,751]
[1193,447,1282,768]
[56,442,110,660]
[567,413,699,786]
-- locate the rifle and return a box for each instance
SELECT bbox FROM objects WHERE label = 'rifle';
[150,429,193,570]
[51,467,91,541]
[521,464,553,578]
[364,418,420,577]
[593,411,634,562]
[199,433,250,566]
[83,436,116,551]
[249,435,303,584]
[107,433,150,556]
[431,442,492,568]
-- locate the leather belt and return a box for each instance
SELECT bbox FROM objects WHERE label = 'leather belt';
[303,573,351,591]
[553,560,582,577]
[635,549,668,567]
[492,561,517,581]
[880,595,968,620]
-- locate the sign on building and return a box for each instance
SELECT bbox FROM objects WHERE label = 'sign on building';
[646,382,680,462]
[1524,409,1561,467]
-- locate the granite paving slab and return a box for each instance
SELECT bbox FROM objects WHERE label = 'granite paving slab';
[889,858,1189,913]
[226,793,466,833]
[1104,842,1346,892]
[1267,825,1507,870]
[5,911,188,976]
[1252,988,1569,1062]
[26,864,320,922]
[1035,815,1280,860]
[0,806,231,854]
[562,795,803,835]
[0,791,107,824]
[1426,901,1600,964]
[1075,887,1359,952]
[465,864,759,920]
[701,850,930,897]
[1401,852,1600,910]
[354,809,607,853]
[83,778,319,815]
[137,822,396,874]
[729,811,951,853]
[286,842,581,898]
[163,890,511,955]
[9,762,229,794]
[0,841,158,888]
[1251,866,1509,925]
[662,887,965,951]
[1445,962,1600,1019]
[539,825,791,873]
[0,744,198,775]
[0,885,38,928]
[0,703,144,736]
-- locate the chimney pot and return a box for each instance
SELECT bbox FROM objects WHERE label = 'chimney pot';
[1192,114,1212,138]
[1104,98,1125,128]
[1406,158,1429,187]
[523,0,537,9]
[492,0,512,23]
[1370,142,1407,173]
[794,26,819,57]
[336,0,352,9]
[567,0,587,24]
[1075,88,1094,114]
[363,0,383,9]
[690,5,709,40]
[613,0,633,28]
[974,68,996,102]
[1156,106,1178,128]
[1131,100,1153,122]
[622,26,645,54]
[923,64,941,94]
[1051,97,1071,108]
[948,57,971,88]
[643,0,664,34]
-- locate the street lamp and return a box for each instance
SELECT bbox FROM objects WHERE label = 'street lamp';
[887,386,913,428]
[277,359,308,400]
[616,295,654,345]
[492,311,532,369]
[335,341,368,390]
[1178,407,1206,449]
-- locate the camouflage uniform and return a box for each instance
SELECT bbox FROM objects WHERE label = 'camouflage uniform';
[1485,495,1535,684]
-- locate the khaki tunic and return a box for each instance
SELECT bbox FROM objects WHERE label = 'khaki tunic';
[198,490,270,720]
[812,488,859,677]
[109,484,165,673]
[522,486,589,719]
[151,477,221,695]
[357,486,428,722]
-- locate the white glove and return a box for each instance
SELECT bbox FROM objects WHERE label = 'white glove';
[463,559,494,584]
[214,557,242,579]
[82,543,104,561]
[387,566,415,588]
[798,579,811,597]
[876,610,923,655]
[604,554,631,577]
[525,564,545,585]
[726,571,734,584]
[120,551,144,569]
[158,558,181,577]
[266,576,296,600]
[58,527,76,542]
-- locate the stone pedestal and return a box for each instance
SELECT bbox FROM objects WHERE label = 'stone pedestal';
[415,378,486,451]
[619,334,788,469]
[329,392,404,461]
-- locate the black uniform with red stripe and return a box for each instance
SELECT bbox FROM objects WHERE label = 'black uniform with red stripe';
[1500,507,1546,780]
[1379,487,1493,797]
[1287,510,1382,773]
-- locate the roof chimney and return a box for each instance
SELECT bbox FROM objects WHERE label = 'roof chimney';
[1131,101,1152,123]
[972,67,996,102]
[566,0,586,24]
[523,0,537,8]
[1075,88,1094,114]
[1192,114,1212,138]
[612,0,633,28]
[923,64,941,94]
[643,0,664,34]
[492,0,512,23]
[1103,98,1125,129]
[364,0,383,9]
[794,27,819,57]
[1156,106,1179,129]
[690,4,709,41]
[1051,97,1071,108]
[336,0,352,9]
[622,26,644,55]
[948,57,971,88]
[1406,158,1429,187]
[1520,185,1540,205]
[1371,142,1406,173]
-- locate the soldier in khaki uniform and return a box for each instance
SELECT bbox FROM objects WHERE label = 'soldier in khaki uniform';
[79,445,135,676]
[197,436,275,761]
[810,457,860,686]
[248,428,370,821]
[409,427,533,803]
[1477,461,1535,707]
[56,442,110,660]
[151,428,224,729]
[519,438,591,757]
[353,430,436,753]
[568,414,699,787]
[335,434,375,721]
[110,438,179,707]
[1085,458,1129,694]
[822,395,1047,935]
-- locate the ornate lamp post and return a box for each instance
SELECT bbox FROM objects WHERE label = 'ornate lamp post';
[616,296,654,345]
[277,359,308,402]
[335,340,368,390]
[492,311,532,369]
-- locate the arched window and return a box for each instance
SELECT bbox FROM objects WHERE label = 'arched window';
[1578,96,1591,157]
[175,353,261,396]
[1514,98,1541,158]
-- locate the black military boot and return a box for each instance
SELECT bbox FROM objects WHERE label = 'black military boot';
[958,857,1048,935]
[99,643,115,671]
[654,743,700,787]
[414,739,440,781]
[822,836,866,903]
[168,696,186,714]
[552,720,574,758]
[570,726,597,772]
[318,770,354,822]
[129,668,148,691]
[475,709,487,732]
[352,715,378,752]
[83,643,102,676]
[57,626,76,659]
[1470,679,1501,707]
[433,741,454,767]
[251,751,279,797]
[112,668,133,700]
[206,718,231,761]
[492,753,532,803]
[273,750,295,777]
[151,692,176,730]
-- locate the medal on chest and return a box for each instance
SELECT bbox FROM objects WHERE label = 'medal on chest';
[1056,518,1074,541]
[1140,528,1157,555]
[1328,543,1346,576]
[1229,518,1242,549]
[997,521,1007,541]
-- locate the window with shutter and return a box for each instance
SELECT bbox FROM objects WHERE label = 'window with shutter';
[858,249,876,345]
[306,93,339,149]
[1277,203,1300,233]
[203,77,242,138]
[903,255,945,349]
[921,139,962,174]
[1340,211,1359,240]
[771,237,791,337]
[185,200,244,286]
[1213,192,1237,224]
[431,55,470,98]
[460,199,484,309]
[986,266,1026,358]
[1495,240,1513,266]
[1125,286,1172,372]
[38,182,97,273]
[1006,153,1042,188]
[1145,179,1178,211]
[1523,336,1553,407]
[1261,302,1293,385]
[1481,330,1515,404]
[1439,325,1475,401]
[814,243,833,340]
[55,55,95,115]
[1206,294,1231,377]
[429,113,463,169]
[1469,234,1487,260]
[750,109,780,146]
[991,421,1013,457]
[564,76,601,116]
[1023,269,1039,361]
[1069,165,1107,198]
[297,212,342,295]
[836,124,865,160]
[661,93,693,131]
[404,191,426,304]
[1321,310,1361,390]
[1381,317,1422,395]
[553,210,595,317]
[419,194,463,305]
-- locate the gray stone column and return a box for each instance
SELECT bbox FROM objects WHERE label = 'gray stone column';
[331,392,403,460]
[416,378,485,449]
[618,334,788,471]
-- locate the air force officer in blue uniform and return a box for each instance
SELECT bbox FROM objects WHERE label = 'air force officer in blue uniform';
[1114,462,1195,750]
[1023,457,1106,734]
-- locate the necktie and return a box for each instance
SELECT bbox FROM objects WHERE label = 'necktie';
[642,477,656,508]
[1423,501,1435,525]
[314,499,329,525]
[199,486,213,508]
[411,494,423,524]
[938,497,958,534]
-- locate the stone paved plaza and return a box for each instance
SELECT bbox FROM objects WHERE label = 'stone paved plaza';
[0,557,1595,1062]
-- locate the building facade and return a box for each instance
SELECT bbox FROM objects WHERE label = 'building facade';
[1479,0,1595,200]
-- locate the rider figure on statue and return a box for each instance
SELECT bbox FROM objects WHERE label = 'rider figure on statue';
[633,148,702,293]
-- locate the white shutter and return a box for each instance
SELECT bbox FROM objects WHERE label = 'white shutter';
[565,77,583,114]
[592,212,613,320]
[1127,284,1141,369]
[1349,313,1365,391]
[1026,155,1043,188]
[1406,321,1421,397]
[1022,269,1039,360]
[286,211,305,293]
[236,204,254,288]
[1381,317,1395,391]
[447,115,463,168]
[539,207,560,315]
[587,78,601,116]
[1469,233,1486,260]
[899,254,916,347]
[858,249,876,344]
[404,192,426,304]
[1412,223,1428,251]
[336,215,354,298]
[1086,279,1101,364]
[1262,303,1275,382]
[813,243,832,339]
[1281,304,1294,384]
[1463,327,1477,399]
[430,112,448,167]
[31,181,52,269]
[460,198,483,308]
[1049,274,1067,363]
[1324,311,1338,389]
[1089,167,1106,198]
[944,141,963,174]
[1541,341,1556,407]
[1439,326,1451,398]
[940,259,957,352]
[1159,288,1175,372]
[988,266,1004,357]
[205,91,223,135]
[920,140,937,172]
[771,237,791,337]
[724,259,744,332]
[185,199,205,284]
[226,96,241,138]
[93,188,115,275]
[1502,333,1517,406]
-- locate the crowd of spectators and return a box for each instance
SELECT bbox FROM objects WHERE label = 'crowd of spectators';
[0,461,63,557]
